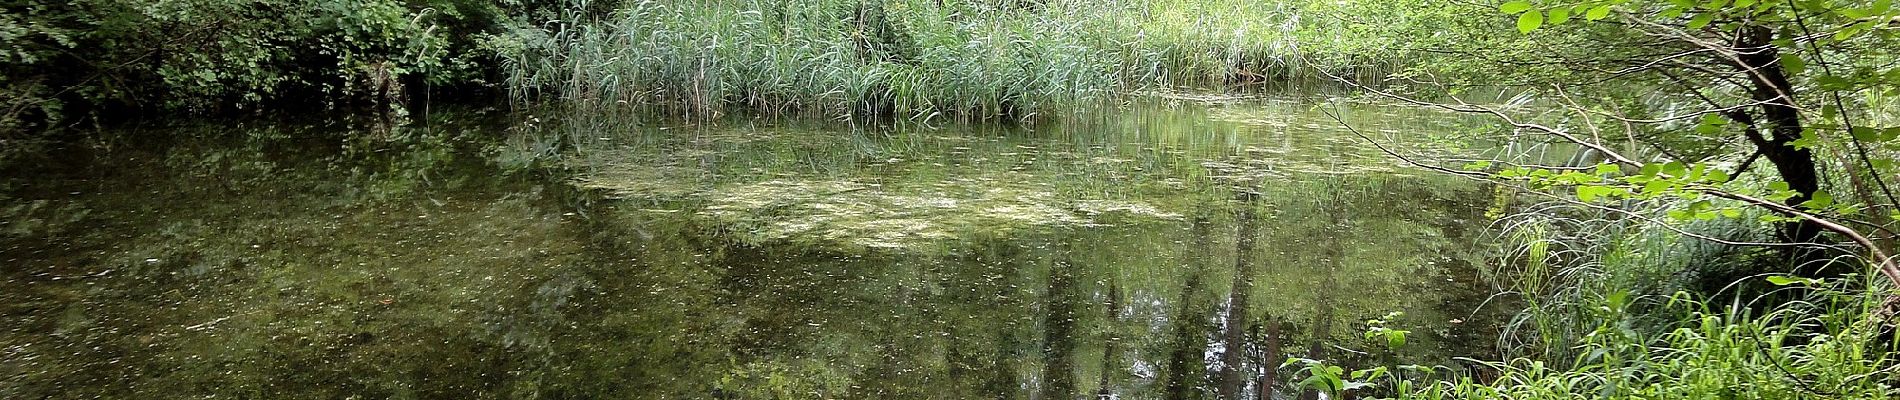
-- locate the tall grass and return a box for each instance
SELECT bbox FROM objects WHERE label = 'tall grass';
[1387,286,1899,399]
[500,0,1409,121]
[1279,192,1900,399]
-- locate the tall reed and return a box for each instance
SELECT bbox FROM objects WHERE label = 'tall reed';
[500,0,1412,121]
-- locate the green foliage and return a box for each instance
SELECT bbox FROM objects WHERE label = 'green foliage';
[1293,286,1899,399]
[0,0,535,133]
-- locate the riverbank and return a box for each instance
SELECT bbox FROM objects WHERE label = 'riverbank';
[2,0,1471,136]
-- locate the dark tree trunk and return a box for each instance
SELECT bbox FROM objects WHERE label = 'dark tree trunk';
[1734,25,1830,271]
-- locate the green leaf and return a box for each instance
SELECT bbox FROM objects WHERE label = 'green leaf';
[1790,130,1821,149]
[1801,191,1834,208]
[1550,7,1573,24]
[1643,180,1672,196]
[1695,113,1726,135]
[1518,10,1545,33]
[1687,12,1716,29]
[1765,275,1818,286]
[1577,185,1605,202]
[1851,126,1880,141]
[1704,169,1730,183]
[1595,163,1620,175]
[1661,161,1687,177]
[1780,54,1806,75]
[1586,5,1613,20]
[1500,0,1535,13]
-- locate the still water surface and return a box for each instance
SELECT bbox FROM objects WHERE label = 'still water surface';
[2,98,1502,399]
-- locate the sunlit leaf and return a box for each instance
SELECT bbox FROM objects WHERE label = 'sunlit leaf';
[1500,0,1535,13]
[1518,11,1545,33]
[1586,5,1613,20]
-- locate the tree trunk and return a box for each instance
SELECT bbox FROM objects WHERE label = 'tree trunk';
[1735,25,1830,270]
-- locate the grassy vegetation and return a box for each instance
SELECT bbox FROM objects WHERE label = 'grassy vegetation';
[500,0,1440,121]
[1279,188,1900,399]
[1391,288,1897,399]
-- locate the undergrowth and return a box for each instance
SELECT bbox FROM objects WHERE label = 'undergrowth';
[1284,193,1900,399]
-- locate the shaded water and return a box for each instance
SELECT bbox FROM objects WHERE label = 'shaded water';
[2,98,1501,399]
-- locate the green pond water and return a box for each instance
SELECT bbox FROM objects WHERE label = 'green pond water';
[2,98,1504,399]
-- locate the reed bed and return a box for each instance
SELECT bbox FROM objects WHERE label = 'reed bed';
[501,0,1411,121]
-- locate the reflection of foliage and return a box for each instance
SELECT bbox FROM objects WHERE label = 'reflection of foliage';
[2,101,1500,398]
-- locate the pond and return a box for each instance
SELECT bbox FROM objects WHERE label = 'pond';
[1,96,1505,399]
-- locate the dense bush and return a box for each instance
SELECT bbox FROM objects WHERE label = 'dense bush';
[0,0,572,134]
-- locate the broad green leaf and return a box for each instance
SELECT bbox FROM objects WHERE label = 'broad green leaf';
[1596,163,1620,175]
[1661,161,1687,177]
[1801,191,1834,208]
[1500,0,1534,13]
[1550,7,1572,24]
[1780,54,1806,75]
[1586,5,1613,20]
[1790,132,1820,150]
[1851,126,1880,141]
[1577,185,1604,202]
[1704,169,1729,183]
[1518,10,1545,33]
[1643,179,1672,195]
[1687,12,1716,29]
